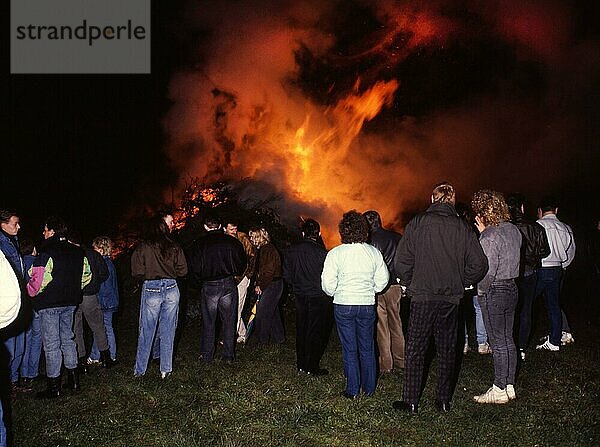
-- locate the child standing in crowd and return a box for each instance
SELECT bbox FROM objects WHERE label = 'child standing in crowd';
[88,236,119,365]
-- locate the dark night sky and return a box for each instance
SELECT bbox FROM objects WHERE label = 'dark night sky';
[3,0,600,243]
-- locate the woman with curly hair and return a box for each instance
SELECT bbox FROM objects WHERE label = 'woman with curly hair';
[471,189,522,404]
[321,211,389,399]
[87,236,119,365]
[249,227,285,344]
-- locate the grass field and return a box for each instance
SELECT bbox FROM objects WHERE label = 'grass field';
[9,289,600,447]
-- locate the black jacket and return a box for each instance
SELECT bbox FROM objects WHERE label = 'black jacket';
[82,247,109,296]
[189,231,247,282]
[32,236,85,310]
[369,226,402,290]
[510,212,551,276]
[394,202,488,304]
[283,238,328,297]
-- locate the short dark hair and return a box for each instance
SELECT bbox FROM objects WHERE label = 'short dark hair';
[0,209,18,224]
[301,218,320,239]
[19,237,35,256]
[506,193,525,220]
[45,216,68,237]
[339,210,369,244]
[363,210,381,230]
[204,215,221,230]
[538,196,559,213]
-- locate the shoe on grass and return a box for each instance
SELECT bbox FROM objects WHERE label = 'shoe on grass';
[86,357,102,366]
[561,331,574,345]
[506,384,516,400]
[536,339,559,351]
[474,385,509,404]
[478,343,492,355]
[519,349,526,361]
[463,343,470,355]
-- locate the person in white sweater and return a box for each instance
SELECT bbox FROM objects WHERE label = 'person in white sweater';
[322,211,389,399]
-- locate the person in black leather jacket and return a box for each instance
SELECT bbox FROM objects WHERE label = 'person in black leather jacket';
[506,193,550,359]
[189,215,246,363]
[363,210,404,373]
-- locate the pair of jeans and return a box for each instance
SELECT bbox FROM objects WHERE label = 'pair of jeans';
[535,267,563,346]
[334,304,377,396]
[376,285,405,371]
[463,295,488,346]
[89,310,117,361]
[295,294,333,372]
[74,294,108,358]
[20,310,42,379]
[254,280,285,344]
[200,277,238,362]
[3,332,25,383]
[38,306,78,378]
[134,279,180,375]
[478,281,518,389]
[517,271,538,350]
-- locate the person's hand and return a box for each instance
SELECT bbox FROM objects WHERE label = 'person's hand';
[255,286,262,295]
[474,215,486,233]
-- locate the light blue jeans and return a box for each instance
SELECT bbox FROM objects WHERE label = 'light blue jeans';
[20,310,42,379]
[4,332,25,383]
[134,279,179,376]
[89,310,117,361]
[465,295,488,345]
[0,400,5,447]
[38,306,78,378]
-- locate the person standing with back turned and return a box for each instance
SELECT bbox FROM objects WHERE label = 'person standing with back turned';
[392,182,488,414]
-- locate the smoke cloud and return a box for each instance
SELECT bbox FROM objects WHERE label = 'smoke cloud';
[164,0,598,243]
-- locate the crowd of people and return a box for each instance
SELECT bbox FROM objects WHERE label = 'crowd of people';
[0,180,582,443]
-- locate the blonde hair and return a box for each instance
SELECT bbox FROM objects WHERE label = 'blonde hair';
[249,228,270,248]
[92,236,114,256]
[471,189,510,227]
[432,182,456,204]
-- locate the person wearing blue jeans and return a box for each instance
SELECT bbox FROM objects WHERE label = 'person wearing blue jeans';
[131,214,188,378]
[133,279,180,377]
[19,311,42,384]
[88,237,119,364]
[535,200,576,351]
[464,295,489,354]
[321,211,389,398]
[200,278,238,362]
[27,216,92,398]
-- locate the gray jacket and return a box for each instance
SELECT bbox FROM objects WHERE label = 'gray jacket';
[477,221,522,296]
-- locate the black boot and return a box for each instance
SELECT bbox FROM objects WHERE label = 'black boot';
[66,368,81,392]
[36,376,61,399]
[78,357,88,375]
[100,350,114,368]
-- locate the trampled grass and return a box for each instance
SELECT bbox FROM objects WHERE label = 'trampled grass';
[9,295,600,447]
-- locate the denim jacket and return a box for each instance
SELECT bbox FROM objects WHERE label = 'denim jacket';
[0,231,24,280]
[97,256,119,311]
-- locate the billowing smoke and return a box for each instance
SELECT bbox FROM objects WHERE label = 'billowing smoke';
[164,0,598,243]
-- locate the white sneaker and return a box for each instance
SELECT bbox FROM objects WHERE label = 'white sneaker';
[506,384,516,400]
[536,339,559,351]
[463,343,470,355]
[478,343,492,355]
[237,336,246,344]
[474,385,509,404]
[519,350,526,361]
[86,357,101,366]
[561,331,574,345]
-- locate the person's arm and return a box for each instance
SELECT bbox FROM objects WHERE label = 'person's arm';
[373,251,390,293]
[563,225,576,269]
[130,246,146,281]
[321,251,339,296]
[174,246,188,277]
[27,254,53,297]
[393,222,415,286]
[81,256,92,289]
[477,235,497,296]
